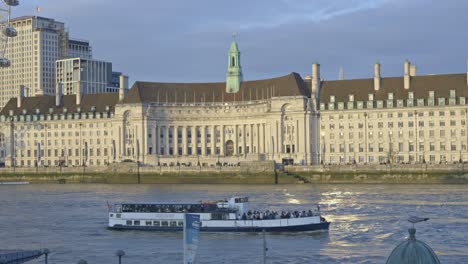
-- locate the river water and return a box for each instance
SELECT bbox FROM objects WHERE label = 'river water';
[0,184,467,264]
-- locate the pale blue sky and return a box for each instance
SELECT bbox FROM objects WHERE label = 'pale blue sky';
[13,0,468,84]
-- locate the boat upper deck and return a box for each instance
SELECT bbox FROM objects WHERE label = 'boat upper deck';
[117,203,236,214]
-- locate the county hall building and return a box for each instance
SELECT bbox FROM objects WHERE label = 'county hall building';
[1,40,468,167]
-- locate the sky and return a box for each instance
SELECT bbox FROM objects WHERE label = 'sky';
[13,0,468,84]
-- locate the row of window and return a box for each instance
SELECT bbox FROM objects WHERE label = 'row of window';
[325,155,463,164]
[325,110,465,120]
[326,129,466,140]
[126,220,184,227]
[324,120,466,130]
[325,142,467,153]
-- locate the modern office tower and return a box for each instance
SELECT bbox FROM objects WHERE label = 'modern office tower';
[56,58,113,95]
[0,16,93,110]
[68,39,92,59]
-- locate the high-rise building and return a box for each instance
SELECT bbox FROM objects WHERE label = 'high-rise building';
[0,16,92,110]
[68,39,92,59]
[56,58,113,95]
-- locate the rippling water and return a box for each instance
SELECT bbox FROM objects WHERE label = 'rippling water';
[1,184,467,263]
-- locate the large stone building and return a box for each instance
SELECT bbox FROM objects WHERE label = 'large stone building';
[318,60,468,164]
[0,40,314,167]
[1,38,467,168]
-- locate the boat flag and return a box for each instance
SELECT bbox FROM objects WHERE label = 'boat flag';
[184,213,201,264]
[36,6,41,13]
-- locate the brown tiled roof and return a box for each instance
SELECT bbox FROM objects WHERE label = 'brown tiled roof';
[319,73,468,104]
[0,93,119,116]
[123,73,310,104]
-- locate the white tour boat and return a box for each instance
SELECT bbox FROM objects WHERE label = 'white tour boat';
[108,197,330,232]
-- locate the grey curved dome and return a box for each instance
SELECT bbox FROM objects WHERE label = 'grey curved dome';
[386,228,440,264]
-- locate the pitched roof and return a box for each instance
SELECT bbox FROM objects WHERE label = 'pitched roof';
[0,93,119,116]
[319,73,468,104]
[123,73,310,104]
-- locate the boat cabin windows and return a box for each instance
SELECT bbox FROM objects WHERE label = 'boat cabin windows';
[134,220,140,226]
[116,214,121,218]
[120,203,232,213]
[212,212,229,220]
[126,220,132,226]
[153,221,160,227]
[161,221,168,227]
[170,221,177,227]
[177,221,183,227]
[146,221,152,226]
[110,214,113,217]
[234,197,248,203]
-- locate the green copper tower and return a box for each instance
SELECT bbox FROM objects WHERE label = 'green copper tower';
[226,36,243,93]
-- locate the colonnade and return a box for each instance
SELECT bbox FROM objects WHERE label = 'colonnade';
[151,123,267,157]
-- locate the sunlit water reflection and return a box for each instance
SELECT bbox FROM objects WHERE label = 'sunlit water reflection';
[0,184,467,263]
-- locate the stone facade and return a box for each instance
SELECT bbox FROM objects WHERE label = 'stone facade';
[1,40,468,168]
[0,40,314,167]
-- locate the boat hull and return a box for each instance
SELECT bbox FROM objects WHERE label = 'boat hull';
[108,222,330,233]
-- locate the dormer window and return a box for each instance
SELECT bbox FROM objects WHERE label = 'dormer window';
[429,91,434,98]
[450,90,456,98]
[349,95,354,102]
[368,94,374,101]
[388,93,393,100]
[408,92,414,99]
[330,95,335,103]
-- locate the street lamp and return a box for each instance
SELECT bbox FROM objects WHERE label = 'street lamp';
[320,132,325,165]
[115,250,125,264]
[388,131,393,164]
[42,248,50,264]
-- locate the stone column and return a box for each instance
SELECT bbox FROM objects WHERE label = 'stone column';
[211,125,216,155]
[234,125,239,155]
[201,126,206,156]
[262,123,266,154]
[165,125,170,156]
[242,124,247,156]
[192,126,197,155]
[255,124,260,153]
[296,119,300,153]
[276,120,280,154]
[250,124,254,154]
[173,125,178,156]
[182,126,188,155]
[221,125,225,156]
[154,125,159,155]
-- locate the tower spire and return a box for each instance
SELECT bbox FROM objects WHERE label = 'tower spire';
[226,35,243,93]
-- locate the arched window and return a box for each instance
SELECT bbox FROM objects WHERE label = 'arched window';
[231,56,235,67]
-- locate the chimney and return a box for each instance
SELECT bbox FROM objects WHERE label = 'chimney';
[311,63,320,97]
[404,60,411,89]
[410,65,417,76]
[17,85,24,108]
[119,74,128,102]
[76,81,81,105]
[374,63,381,91]
[55,82,62,107]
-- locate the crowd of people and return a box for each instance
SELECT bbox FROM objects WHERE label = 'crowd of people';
[240,209,318,220]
